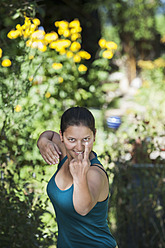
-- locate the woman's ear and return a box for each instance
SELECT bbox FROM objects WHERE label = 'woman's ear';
[59,130,63,142]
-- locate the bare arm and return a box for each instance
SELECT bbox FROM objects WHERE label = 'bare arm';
[37,130,64,165]
[73,165,106,216]
[69,143,108,216]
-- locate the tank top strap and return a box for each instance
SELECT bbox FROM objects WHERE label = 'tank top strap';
[90,151,102,166]
[58,155,68,170]
[90,152,109,179]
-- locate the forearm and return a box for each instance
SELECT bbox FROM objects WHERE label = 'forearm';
[37,130,54,148]
[73,176,94,216]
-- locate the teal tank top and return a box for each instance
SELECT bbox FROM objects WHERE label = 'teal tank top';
[47,152,117,248]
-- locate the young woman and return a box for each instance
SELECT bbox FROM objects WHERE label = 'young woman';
[37,106,117,248]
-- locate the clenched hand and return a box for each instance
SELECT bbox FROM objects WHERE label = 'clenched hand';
[69,142,90,183]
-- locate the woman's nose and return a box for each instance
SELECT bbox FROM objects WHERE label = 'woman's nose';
[76,141,83,151]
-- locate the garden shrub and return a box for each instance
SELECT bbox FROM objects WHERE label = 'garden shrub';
[0,14,117,247]
[104,56,165,248]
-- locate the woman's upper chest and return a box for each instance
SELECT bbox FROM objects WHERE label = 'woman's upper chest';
[55,159,73,191]
[54,151,97,191]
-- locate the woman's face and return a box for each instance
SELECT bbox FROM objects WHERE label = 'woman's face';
[60,125,95,159]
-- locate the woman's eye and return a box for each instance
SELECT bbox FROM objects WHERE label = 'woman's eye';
[68,138,75,142]
[83,138,90,142]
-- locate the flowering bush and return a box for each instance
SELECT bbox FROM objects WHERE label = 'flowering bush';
[0,15,117,246]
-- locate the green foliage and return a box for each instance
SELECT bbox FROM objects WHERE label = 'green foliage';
[103,0,160,41]
[111,165,165,248]
[99,0,165,82]
[101,57,165,165]
[103,57,165,247]
[0,12,117,247]
[156,13,165,37]
[0,167,53,247]
[1,2,164,247]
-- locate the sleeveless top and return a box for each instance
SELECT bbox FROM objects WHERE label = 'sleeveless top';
[47,152,117,248]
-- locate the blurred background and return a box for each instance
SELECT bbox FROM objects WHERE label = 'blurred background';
[0,0,165,247]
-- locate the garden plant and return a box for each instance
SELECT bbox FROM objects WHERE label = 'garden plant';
[104,54,165,248]
[0,14,117,247]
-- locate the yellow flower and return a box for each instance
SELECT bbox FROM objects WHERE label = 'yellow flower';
[98,38,106,49]
[16,24,22,31]
[161,36,165,43]
[66,51,74,58]
[59,21,69,29]
[32,18,40,26]
[154,58,165,68]
[23,28,31,38]
[106,41,118,50]
[60,39,71,48]
[78,64,87,72]
[55,20,69,30]
[26,23,37,35]
[73,54,81,63]
[58,29,64,36]
[26,40,33,47]
[45,92,51,98]
[69,19,81,28]
[30,40,46,50]
[71,33,81,41]
[24,17,31,28]
[7,30,20,39]
[58,77,64,83]
[31,40,41,48]
[63,29,70,37]
[2,59,12,67]
[21,24,27,30]
[70,41,81,52]
[137,60,154,70]
[70,27,82,34]
[50,39,71,51]
[31,30,45,40]
[55,21,59,27]
[38,44,47,52]
[58,28,70,37]
[78,51,91,60]
[29,55,34,60]
[59,49,66,55]
[102,50,113,59]
[49,41,57,49]
[69,19,82,34]
[44,32,58,43]
[52,63,63,70]
[29,76,33,81]
[0,48,2,58]
[15,105,22,112]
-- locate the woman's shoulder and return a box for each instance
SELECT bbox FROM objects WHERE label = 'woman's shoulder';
[89,152,108,179]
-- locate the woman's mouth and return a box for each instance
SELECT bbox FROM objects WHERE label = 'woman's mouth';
[74,151,84,155]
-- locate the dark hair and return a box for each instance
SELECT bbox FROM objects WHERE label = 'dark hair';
[60,107,96,135]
